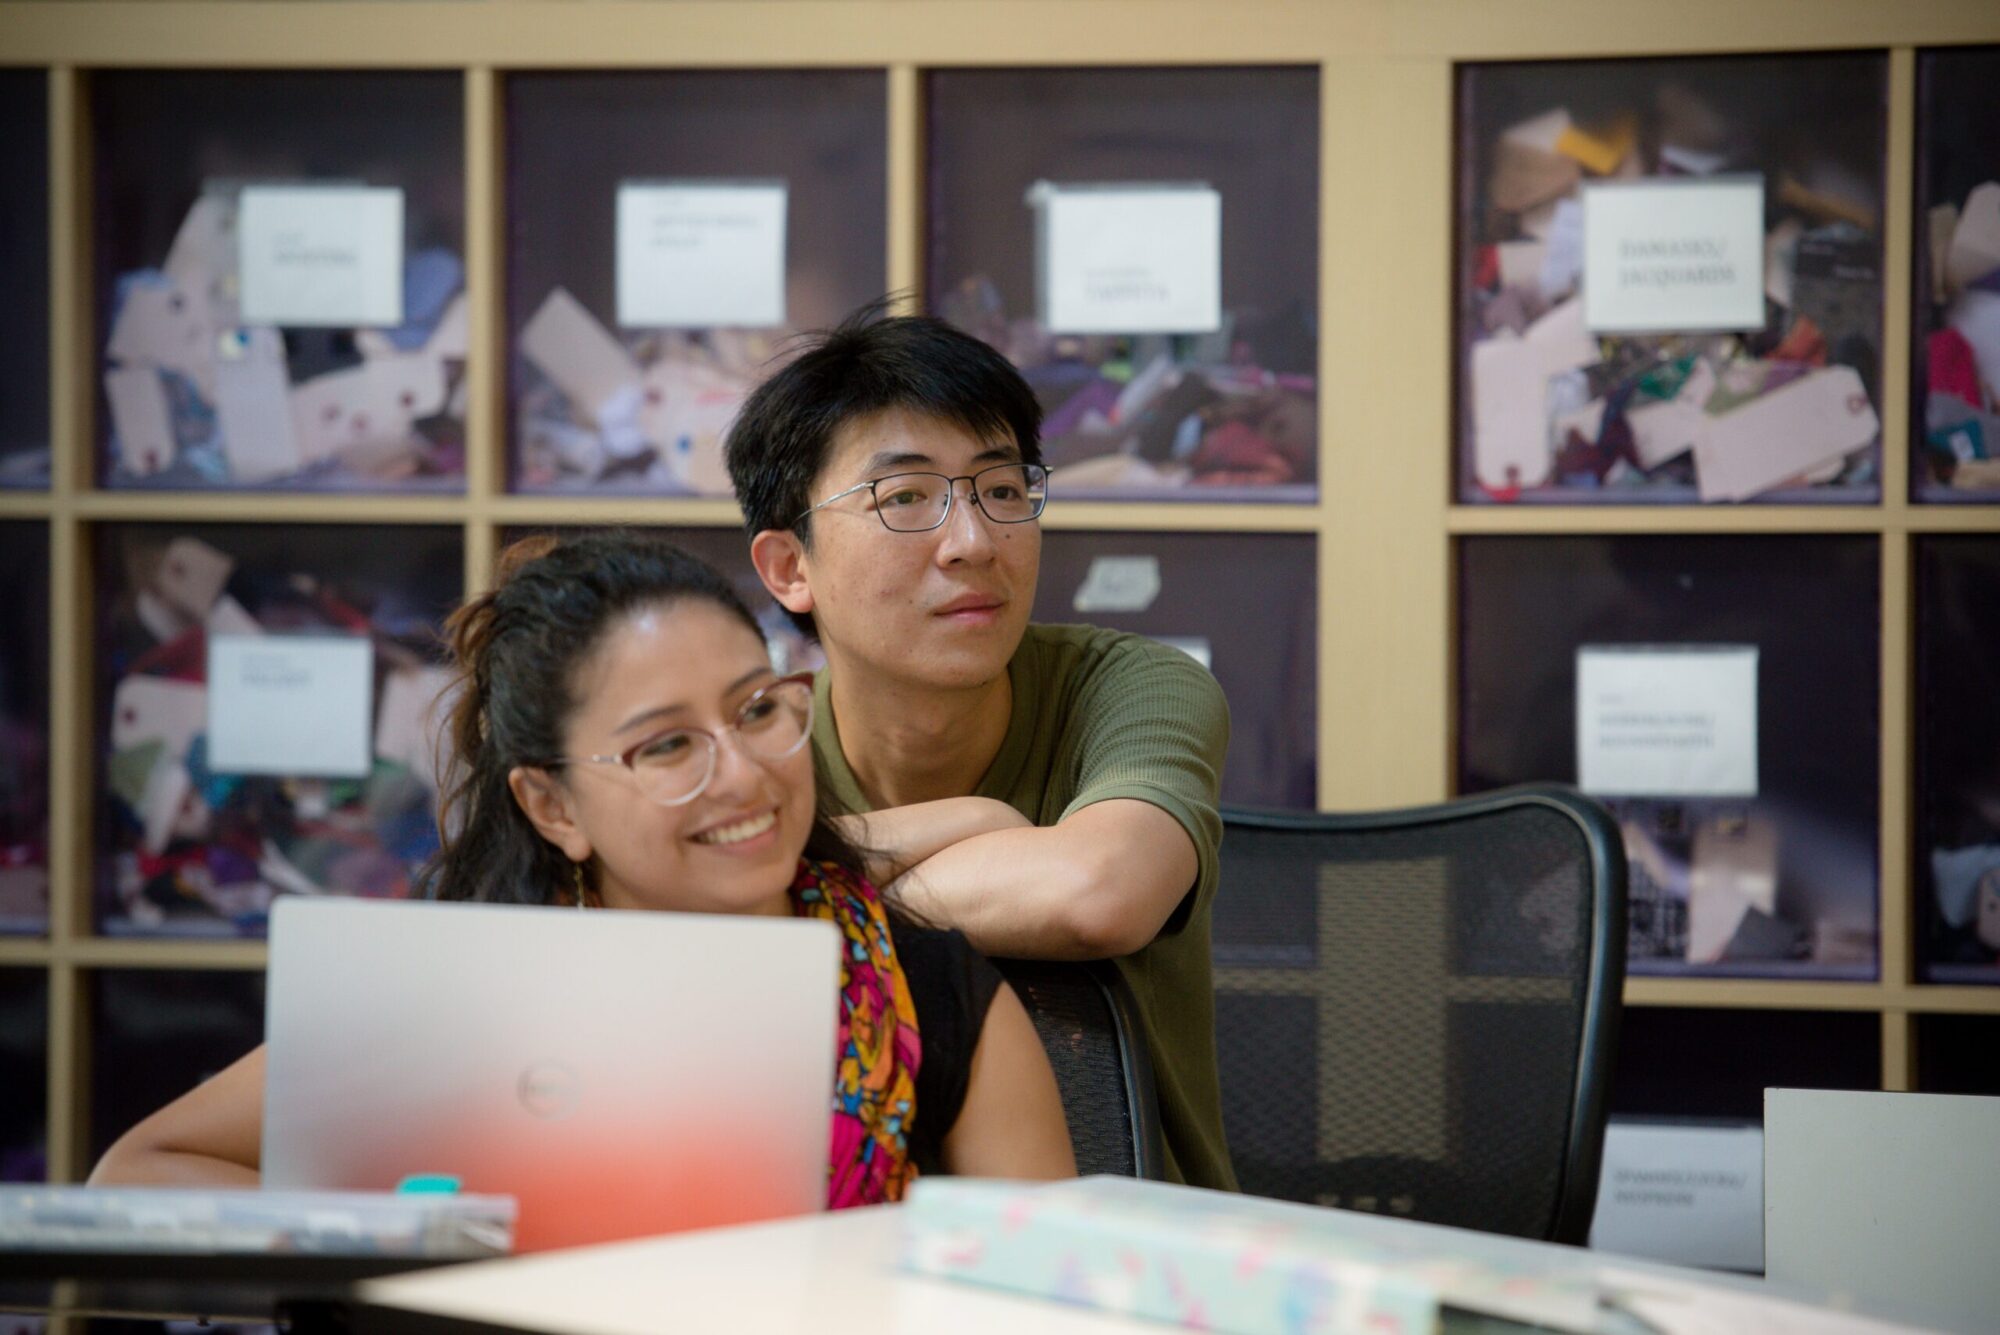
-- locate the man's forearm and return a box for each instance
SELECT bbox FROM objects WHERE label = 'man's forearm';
[888,800,1197,960]
[889,824,1109,958]
[834,797,1031,887]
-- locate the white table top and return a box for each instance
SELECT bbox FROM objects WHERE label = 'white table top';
[358,1197,1963,1335]
[362,1206,1158,1335]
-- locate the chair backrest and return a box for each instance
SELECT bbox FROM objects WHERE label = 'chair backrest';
[1213,784,1626,1243]
[990,957,1167,1180]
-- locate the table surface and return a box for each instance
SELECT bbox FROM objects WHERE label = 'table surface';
[357,1198,1969,1335]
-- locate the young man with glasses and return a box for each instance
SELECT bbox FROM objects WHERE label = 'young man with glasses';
[729,308,1235,1191]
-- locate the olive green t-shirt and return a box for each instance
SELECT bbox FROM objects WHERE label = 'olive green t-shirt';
[812,622,1237,1191]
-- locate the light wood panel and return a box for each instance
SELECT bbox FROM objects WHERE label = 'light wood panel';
[44,65,93,1186]
[465,67,506,592]
[1883,1010,1915,1092]
[1318,56,1453,810]
[0,1,1374,67]
[72,492,474,523]
[1,939,271,970]
[1384,0,2000,58]
[464,67,505,511]
[886,63,922,309]
[6,0,1999,67]
[1624,978,1892,1013]
[1445,506,2000,535]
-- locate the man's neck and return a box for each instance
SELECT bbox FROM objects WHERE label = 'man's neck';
[827,656,1014,809]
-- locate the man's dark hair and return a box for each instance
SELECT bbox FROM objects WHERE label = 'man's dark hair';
[725,301,1044,546]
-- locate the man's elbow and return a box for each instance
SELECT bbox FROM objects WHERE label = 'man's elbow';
[1057,857,1173,959]
[1067,909,1158,959]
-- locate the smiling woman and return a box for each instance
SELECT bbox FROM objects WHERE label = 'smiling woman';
[88,531,1075,1202]
[478,589,824,919]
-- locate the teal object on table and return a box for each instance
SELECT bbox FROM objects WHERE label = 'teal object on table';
[395,1174,462,1195]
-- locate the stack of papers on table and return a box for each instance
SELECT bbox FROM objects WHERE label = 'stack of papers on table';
[0,1185,513,1259]
[901,1177,1939,1335]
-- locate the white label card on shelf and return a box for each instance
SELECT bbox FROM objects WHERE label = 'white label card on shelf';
[1582,176,1766,334]
[237,185,405,328]
[1032,182,1222,334]
[207,634,374,778]
[1575,645,1758,797]
[1590,1120,1764,1274]
[616,180,788,329]
[1073,555,1162,613]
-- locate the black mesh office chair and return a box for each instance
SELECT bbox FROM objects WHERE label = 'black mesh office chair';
[991,958,1167,1179]
[1213,784,1626,1243]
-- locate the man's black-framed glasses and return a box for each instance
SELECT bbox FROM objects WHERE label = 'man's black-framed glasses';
[794,462,1051,533]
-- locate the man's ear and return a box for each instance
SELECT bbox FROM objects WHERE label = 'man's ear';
[507,765,593,864]
[749,528,815,618]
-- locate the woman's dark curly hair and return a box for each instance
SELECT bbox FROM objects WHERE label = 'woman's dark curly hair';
[421,530,864,904]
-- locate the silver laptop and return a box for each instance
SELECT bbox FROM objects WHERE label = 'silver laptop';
[263,897,839,1252]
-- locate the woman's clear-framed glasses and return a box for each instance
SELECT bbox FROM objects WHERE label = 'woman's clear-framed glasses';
[545,673,815,807]
[794,462,1051,533]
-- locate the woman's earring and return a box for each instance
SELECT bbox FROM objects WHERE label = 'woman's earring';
[572,860,590,910]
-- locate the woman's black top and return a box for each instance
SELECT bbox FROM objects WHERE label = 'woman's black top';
[895,923,1005,1176]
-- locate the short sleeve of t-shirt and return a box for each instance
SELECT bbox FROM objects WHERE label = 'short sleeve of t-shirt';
[896,921,1004,1177]
[1021,626,1231,936]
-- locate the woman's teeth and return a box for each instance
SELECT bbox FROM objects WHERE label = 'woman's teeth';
[694,811,777,845]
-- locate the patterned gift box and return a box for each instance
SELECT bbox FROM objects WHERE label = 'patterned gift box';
[899,1176,1600,1335]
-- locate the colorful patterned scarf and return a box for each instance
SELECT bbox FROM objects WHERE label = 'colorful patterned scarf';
[789,858,922,1208]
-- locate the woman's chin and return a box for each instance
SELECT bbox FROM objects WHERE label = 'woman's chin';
[608,855,803,919]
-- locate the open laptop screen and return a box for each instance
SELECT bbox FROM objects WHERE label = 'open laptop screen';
[263,897,839,1251]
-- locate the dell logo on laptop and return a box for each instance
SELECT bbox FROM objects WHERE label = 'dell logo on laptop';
[517,1061,581,1120]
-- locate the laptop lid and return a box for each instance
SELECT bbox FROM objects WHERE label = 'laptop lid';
[263,897,840,1252]
[1765,1088,2000,1331]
